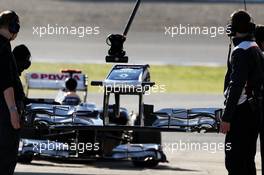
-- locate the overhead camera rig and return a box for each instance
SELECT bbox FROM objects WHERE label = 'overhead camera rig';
[105,0,141,63]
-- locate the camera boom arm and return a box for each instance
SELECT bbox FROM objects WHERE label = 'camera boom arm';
[105,0,141,63]
[123,0,141,37]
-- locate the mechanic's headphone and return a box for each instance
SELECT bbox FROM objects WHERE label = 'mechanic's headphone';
[226,10,255,37]
[227,22,256,37]
[255,25,264,44]
[0,10,20,34]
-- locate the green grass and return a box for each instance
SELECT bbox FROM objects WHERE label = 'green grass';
[24,63,226,94]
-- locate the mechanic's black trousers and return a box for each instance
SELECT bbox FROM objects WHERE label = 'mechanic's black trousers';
[225,101,260,175]
[0,123,20,175]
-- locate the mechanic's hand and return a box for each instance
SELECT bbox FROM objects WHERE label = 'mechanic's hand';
[10,111,21,129]
[220,121,230,134]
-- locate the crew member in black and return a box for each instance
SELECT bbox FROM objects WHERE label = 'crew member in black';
[255,25,264,175]
[13,44,32,107]
[0,10,21,175]
[220,10,264,175]
[13,44,31,77]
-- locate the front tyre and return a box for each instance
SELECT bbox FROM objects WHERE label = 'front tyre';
[132,159,159,168]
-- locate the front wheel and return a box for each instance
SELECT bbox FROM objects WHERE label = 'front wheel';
[132,159,159,168]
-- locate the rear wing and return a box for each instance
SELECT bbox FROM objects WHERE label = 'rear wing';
[25,72,88,101]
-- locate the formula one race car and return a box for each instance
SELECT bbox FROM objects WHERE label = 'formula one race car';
[19,67,168,167]
[19,65,222,168]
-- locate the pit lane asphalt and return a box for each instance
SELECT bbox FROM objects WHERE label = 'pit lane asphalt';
[15,93,263,175]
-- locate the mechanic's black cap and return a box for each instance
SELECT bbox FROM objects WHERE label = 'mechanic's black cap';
[231,10,254,33]
[255,25,264,43]
[65,78,78,91]
[13,44,31,73]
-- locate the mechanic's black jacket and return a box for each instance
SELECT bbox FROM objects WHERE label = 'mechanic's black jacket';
[0,34,24,125]
[222,36,264,122]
